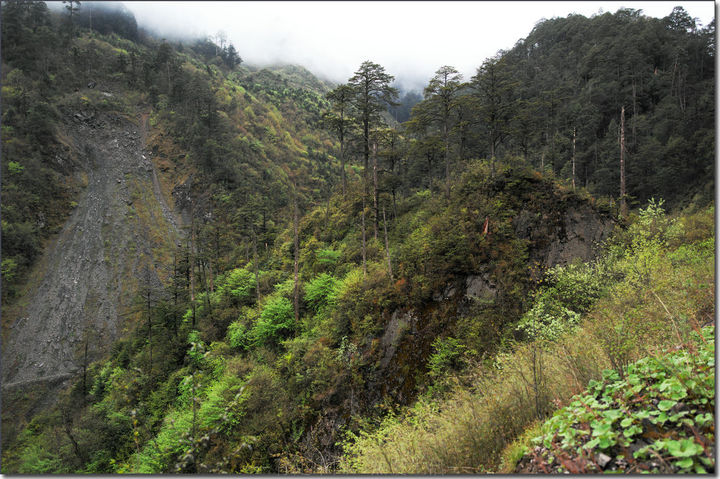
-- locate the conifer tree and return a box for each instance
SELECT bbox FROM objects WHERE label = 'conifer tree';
[471,56,517,177]
[422,66,463,195]
[348,61,398,233]
[325,84,355,195]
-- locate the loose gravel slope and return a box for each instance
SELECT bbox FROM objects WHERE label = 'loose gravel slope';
[2,107,180,389]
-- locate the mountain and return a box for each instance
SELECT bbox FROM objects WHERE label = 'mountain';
[1,2,714,474]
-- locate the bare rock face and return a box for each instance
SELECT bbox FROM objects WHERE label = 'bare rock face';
[465,273,498,301]
[379,198,614,406]
[379,310,418,369]
[513,204,614,268]
[172,179,194,227]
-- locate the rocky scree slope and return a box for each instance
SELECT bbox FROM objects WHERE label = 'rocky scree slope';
[2,104,180,390]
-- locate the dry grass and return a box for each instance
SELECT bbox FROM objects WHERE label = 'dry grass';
[340,209,714,474]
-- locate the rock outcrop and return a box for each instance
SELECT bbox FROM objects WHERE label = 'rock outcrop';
[512,204,615,268]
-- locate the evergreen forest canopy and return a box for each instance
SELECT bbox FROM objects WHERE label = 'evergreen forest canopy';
[0,1,715,474]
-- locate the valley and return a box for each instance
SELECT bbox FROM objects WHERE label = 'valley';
[0,1,714,474]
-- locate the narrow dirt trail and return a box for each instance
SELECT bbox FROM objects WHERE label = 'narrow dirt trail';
[2,108,180,390]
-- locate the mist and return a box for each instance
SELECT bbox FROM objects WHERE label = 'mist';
[71,1,715,92]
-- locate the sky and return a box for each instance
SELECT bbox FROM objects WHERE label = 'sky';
[123,1,715,91]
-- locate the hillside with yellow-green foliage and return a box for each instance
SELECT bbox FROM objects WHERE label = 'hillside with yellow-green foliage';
[1,2,714,474]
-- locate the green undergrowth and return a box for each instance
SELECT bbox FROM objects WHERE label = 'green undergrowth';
[339,203,714,474]
[3,161,621,474]
[516,325,714,473]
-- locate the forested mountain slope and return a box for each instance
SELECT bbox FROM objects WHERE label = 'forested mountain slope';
[1,2,714,474]
[403,7,714,209]
[1,0,338,453]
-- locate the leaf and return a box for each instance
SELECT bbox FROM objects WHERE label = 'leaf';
[591,421,612,436]
[623,425,642,438]
[634,410,651,420]
[584,438,600,450]
[602,409,623,422]
[665,438,703,458]
[657,400,676,411]
[597,436,615,449]
[620,417,633,428]
[694,413,712,426]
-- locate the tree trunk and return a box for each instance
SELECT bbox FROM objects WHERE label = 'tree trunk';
[571,127,576,191]
[382,207,393,280]
[340,133,346,196]
[363,113,370,174]
[201,259,214,323]
[63,410,84,463]
[632,80,637,147]
[189,218,196,328]
[620,106,627,218]
[490,133,496,177]
[82,335,88,399]
[444,118,450,197]
[252,227,259,301]
[392,188,397,222]
[293,182,300,325]
[147,287,152,378]
[361,194,367,278]
[207,256,214,293]
[372,141,379,241]
[172,250,178,336]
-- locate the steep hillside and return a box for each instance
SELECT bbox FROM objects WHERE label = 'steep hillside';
[340,204,714,474]
[1,157,618,473]
[2,106,179,388]
[1,2,713,475]
[1,0,339,452]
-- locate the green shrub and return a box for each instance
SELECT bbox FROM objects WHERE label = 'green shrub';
[17,442,65,474]
[272,278,295,298]
[524,327,715,473]
[217,267,256,305]
[227,320,251,350]
[304,273,338,313]
[316,247,341,267]
[198,374,246,432]
[516,294,581,342]
[427,337,467,378]
[7,160,24,174]
[187,331,207,368]
[252,296,294,346]
[517,260,611,342]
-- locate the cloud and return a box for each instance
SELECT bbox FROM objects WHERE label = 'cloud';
[122,1,715,91]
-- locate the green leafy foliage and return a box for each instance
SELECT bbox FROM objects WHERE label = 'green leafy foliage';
[516,260,611,341]
[427,337,467,378]
[340,205,714,474]
[525,326,715,473]
[252,296,294,347]
[303,273,338,313]
[217,267,256,305]
[226,319,251,350]
[1,3,715,476]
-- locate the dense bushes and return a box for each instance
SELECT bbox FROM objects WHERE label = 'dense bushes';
[2,3,714,473]
[339,203,714,473]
